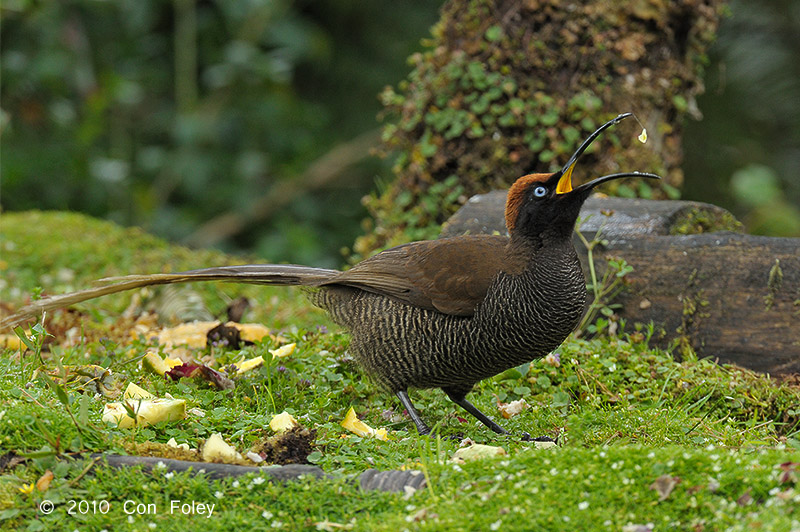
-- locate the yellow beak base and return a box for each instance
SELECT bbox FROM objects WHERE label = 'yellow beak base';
[556,163,575,194]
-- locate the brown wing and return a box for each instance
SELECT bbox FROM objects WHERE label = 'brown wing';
[325,234,510,316]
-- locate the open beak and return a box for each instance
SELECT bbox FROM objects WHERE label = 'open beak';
[553,113,661,194]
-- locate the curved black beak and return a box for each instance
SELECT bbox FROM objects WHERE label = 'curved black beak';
[550,113,661,194]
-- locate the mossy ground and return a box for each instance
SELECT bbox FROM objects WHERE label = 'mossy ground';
[1,211,798,531]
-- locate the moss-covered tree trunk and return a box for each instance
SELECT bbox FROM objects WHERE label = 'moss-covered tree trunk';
[356,0,725,256]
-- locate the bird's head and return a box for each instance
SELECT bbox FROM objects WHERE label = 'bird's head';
[505,113,660,240]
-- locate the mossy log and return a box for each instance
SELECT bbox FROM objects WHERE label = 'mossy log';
[442,193,800,375]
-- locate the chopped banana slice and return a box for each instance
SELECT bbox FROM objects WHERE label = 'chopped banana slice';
[269,343,296,359]
[341,407,388,440]
[166,437,191,451]
[103,397,186,428]
[269,411,298,432]
[202,433,242,463]
[123,382,155,400]
[141,351,183,376]
[235,355,265,374]
[451,444,507,463]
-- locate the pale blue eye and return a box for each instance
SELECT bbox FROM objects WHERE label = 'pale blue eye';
[533,186,547,197]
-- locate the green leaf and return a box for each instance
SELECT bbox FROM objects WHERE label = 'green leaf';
[307,451,323,463]
[552,390,570,408]
[13,326,36,351]
[0,509,21,520]
[79,393,90,426]
[485,25,503,43]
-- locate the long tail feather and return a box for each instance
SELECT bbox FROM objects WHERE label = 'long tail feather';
[1,264,338,329]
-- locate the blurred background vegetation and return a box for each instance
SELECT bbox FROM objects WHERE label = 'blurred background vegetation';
[1,0,799,269]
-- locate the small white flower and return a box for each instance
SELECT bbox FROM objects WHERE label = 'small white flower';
[262,510,273,519]
[232,480,240,488]
[164,471,174,480]
[578,501,589,510]
[490,520,502,531]
[148,524,157,530]
[215,491,224,499]
[253,476,266,485]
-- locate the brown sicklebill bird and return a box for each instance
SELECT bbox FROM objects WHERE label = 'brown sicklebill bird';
[2,113,659,436]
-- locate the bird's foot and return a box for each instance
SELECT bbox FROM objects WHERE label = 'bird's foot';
[520,433,558,444]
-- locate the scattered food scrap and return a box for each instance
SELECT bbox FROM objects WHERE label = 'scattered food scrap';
[270,411,299,432]
[269,343,296,359]
[341,407,388,441]
[166,362,235,390]
[451,443,507,463]
[234,355,265,375]
[166,437,191,451]
[103,383,186,428]
[0,334,23,350]
[141,351,182,377]
[202,433,243,464]
[497,398,529,419]
[35,470,54,492]
[145,320,282,354]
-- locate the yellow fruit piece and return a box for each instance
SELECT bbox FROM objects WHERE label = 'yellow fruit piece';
[269,411,298,432]
[103,397,186,428]
[123,382,155,400]
[166,437,191,451]
[0,334,23,350]
[638,128,647,143]
[269,343,296,359]
[146,321,279,352]
[451,444,507,463]
[235,355,264,374]
[141,351,182,376]
[36,470,54,492]
[235,323,274,343]
[202,433,242,463]
[150,321,215,349]
[340,407,388,441]
[497,398,529,419]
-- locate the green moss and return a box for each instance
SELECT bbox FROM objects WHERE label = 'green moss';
[669,206,744,235]
[0,211,328,329]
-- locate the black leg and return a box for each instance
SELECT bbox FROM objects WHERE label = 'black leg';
[396,390,432,435]
[443,389,508,434]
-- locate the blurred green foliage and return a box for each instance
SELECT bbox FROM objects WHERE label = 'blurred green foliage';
[0,0,438,266]
[683,0,800,236]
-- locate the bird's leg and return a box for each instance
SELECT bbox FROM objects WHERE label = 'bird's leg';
[396,390,432,435]
[443,388,508,435]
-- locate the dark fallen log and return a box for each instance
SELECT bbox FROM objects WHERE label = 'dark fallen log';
[67,454,426,493]
[442,193,800,375]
